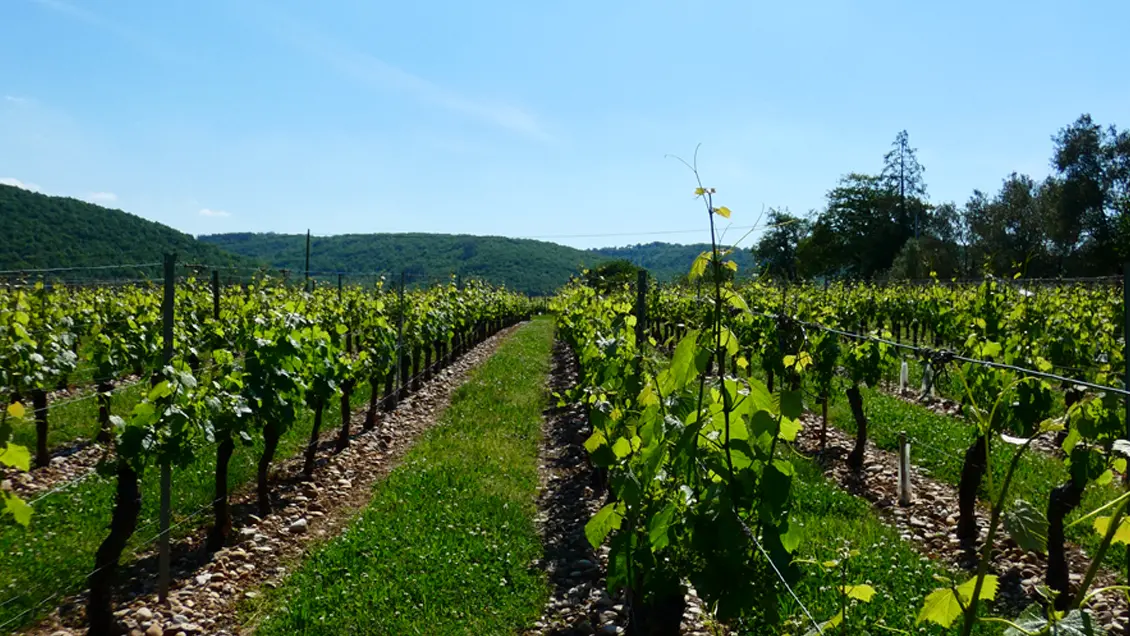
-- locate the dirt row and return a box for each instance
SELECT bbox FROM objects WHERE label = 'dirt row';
[794,414,1130,632]
[25,325,522,636]
[524,342,720,636]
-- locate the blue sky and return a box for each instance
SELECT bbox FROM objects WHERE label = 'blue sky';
[2,0,1128,250]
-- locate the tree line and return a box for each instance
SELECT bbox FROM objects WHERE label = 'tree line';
[755,114,1130,280]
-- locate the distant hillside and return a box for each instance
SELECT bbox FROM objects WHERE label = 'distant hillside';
[0,185,256,279]
[199,232,604,295]
[591,242,758,281]
[0,183,758,293]
[201,233,758,295]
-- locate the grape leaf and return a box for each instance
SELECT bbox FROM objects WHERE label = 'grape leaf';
[585,502,623,549]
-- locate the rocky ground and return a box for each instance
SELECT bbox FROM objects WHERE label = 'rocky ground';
[523,342,722,636]
[795,414,1130,633]
[25,326,520,636]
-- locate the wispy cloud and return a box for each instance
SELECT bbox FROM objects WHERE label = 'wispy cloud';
[3,95,34,105]
[30,0,190,65]
[199,208,231,218]
[247,4,550,142]
[86,191,118,203]
[0,177,42,192]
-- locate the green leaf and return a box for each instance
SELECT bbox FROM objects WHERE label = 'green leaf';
[689,252,711,280]
[778,416,802,442]
[778,518,803,553]
[6,402,25,419]
[1004,500,1048,555]
[1094,516,1130,545]
[148,381,173,401]
[584,429,607,454]
[723,289,750,313]
[917,575,998,627]
[718,327,739,357]
[611,437,632,459]
[0,443,31,471]
[805,610,843,636]
[4,492,31,526]
[842,584,875,603]
[668,330,700,390]
[648,503,677,550]
[585,503,623,549]
[776,390,803,420]
[1004,604,1097,636]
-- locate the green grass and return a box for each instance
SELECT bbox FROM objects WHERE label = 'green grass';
[9,381,146,451]
[823,382,1122,573]
[896,354,1067,417]
[0,373,374,630]
[775,457,993,635]
[250,318,554,636]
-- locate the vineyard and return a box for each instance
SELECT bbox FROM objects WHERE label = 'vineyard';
[3,233,1130,635]
[0,260,534,634]
[551,187,1130,635]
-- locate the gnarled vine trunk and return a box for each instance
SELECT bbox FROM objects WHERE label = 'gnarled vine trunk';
[363,376,380,432]
[956,434,988,541]
[399,352,411,400]
[95,381,114,444]
[411,347,422,391]
[303,398,325,478]
[258,421,281,516]
[335,379,355,453]
[629,591,686,636]
[845,386,867,470]
[88,461,141,636]
[1046,480,1086,608]
[206,433,235,551]
[382,371,396,412]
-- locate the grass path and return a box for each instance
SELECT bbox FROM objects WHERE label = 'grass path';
[250,318,555,635]
[0,378,373,631]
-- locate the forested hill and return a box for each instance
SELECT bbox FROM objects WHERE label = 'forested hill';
[0,182,758,293]
[200,233,759,295]
[0,185,255,276]
[590,242,758,281]
[199,232,602,295]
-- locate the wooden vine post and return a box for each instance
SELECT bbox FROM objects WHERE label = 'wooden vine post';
[158,253,175,603]
[635,270,647,346]
[211,269,220,320]
[304,229,311,292]
[1124,262,1129,584]
[396,271,406,403]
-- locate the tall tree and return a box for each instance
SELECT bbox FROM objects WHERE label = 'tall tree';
[753,208,810,280]
[881,130,928,239]
[1050,114,1125,273]
[963,174,1052,276]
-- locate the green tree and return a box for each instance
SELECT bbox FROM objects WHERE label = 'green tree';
[583,259,644,293]
[753,208,809,280]
[881,130,929,240]
[1050,114,1128,273]
[817,173,901,278]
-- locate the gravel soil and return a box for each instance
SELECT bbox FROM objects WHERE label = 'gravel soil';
[21,325,521,636]
[523,342,722,636]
